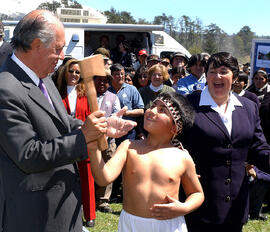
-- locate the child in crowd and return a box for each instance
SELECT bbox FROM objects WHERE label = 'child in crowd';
[88,92,204,232]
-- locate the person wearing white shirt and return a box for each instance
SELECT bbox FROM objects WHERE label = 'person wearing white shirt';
[182,52,270,232]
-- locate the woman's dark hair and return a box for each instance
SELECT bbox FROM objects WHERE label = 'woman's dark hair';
[187,53,207,69]
[157,91,195,136]
[205,52,239,79]
[253,68,268,79]
[133,65,150,89]
[56,59,85,98]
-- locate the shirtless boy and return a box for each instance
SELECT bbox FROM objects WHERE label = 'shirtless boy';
[88,92,204,232]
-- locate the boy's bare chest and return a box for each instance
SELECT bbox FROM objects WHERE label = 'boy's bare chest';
[125,149,183,184]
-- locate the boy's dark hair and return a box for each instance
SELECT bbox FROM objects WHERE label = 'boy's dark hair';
[238,73,248,85]
[158,92,195,136]
[110,63,124,74]
[205,52,239,79]
[187,53,207,69]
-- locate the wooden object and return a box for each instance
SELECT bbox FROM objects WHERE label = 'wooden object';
[79,54,108,151]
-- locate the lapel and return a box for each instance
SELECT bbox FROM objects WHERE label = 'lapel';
[5,57,70,130]
[43,77,71,130]
[230,104,245,141]
[200,105,231,140]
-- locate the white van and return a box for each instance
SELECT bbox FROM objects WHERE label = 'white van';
[3,21,191,60]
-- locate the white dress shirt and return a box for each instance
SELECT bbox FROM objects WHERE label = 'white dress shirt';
[199,86,242,136]
[67,85,77,116]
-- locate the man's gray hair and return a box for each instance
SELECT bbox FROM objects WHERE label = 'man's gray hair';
[11,11,61,52]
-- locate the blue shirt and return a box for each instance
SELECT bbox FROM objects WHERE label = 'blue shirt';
[176,73,206,95]
[108,83,144,121]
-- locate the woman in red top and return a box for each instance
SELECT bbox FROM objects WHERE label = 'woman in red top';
[56,58,96,228]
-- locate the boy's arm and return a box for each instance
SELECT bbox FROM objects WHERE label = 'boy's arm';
[150,153,204,220]
[88,139,130,186]
[180,154,204,213]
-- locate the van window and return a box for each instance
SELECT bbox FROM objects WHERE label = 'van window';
[154,34,164,45]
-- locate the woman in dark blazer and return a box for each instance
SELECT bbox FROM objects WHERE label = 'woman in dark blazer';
[183,52,270,232]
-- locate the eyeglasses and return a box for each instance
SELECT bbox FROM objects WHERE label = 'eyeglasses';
[68,70,80,75]
[138,75,148,79]
[161,62,170,67]
[254,77,265,81]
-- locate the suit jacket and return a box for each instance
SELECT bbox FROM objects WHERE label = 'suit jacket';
[0,56,88,232]
[260,91,270,144]
[0,41,13,67]
[184,91,270,225]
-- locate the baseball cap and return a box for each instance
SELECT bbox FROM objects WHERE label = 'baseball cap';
[171,52,188,64]
[147,54,160,62]
[138,49,148,56]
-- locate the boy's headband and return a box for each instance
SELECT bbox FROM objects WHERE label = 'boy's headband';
[153,96,184,150]
[153,96,182,134]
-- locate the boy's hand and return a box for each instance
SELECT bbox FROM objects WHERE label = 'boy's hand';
[150,195,188,220]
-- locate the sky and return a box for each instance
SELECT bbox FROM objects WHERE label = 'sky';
[1,0,270,36]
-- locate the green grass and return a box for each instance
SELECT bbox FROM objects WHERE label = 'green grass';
[85,203,270,232]
[86,203,122,232]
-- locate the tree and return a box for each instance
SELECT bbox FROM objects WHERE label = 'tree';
[237,26,255,56]
[37,1,61,13]
[177,15,203,53]
[37,0,82,13]
[104,7,136,24]
[120,11,136,24]
[203,23,227,55]
[232,35,245,57]
[137,18,151,24]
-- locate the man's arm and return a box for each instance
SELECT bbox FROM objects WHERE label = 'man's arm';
[88,139,130,186]
[124,86,144,117]
[124,108,144,117]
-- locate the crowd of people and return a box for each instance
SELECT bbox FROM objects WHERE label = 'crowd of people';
[1,9,270,232]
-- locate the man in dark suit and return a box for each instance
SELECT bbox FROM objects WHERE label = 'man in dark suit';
[0,10,136,232]
[0,21,13,68]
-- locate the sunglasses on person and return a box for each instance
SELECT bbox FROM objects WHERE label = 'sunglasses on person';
[138,74,148,79]
[68,70,80,75]
[254,77,266,81]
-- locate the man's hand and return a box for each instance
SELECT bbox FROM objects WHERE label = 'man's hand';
[80,111,107,143]
[107,106,137,138]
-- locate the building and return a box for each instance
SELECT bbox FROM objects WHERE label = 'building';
[56,7,107,24]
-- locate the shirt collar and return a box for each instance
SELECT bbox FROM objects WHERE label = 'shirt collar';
[11,53,40,86]
[200,86,242,109]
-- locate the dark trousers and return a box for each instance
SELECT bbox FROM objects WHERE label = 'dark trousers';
[249,179,270,217]
[186,220,243,232]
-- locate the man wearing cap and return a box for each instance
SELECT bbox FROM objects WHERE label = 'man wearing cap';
[0,21,13,68]
[147,54,161,68]
[176,53,207,96]
[170,52,188,69]
[133,49,148,71]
